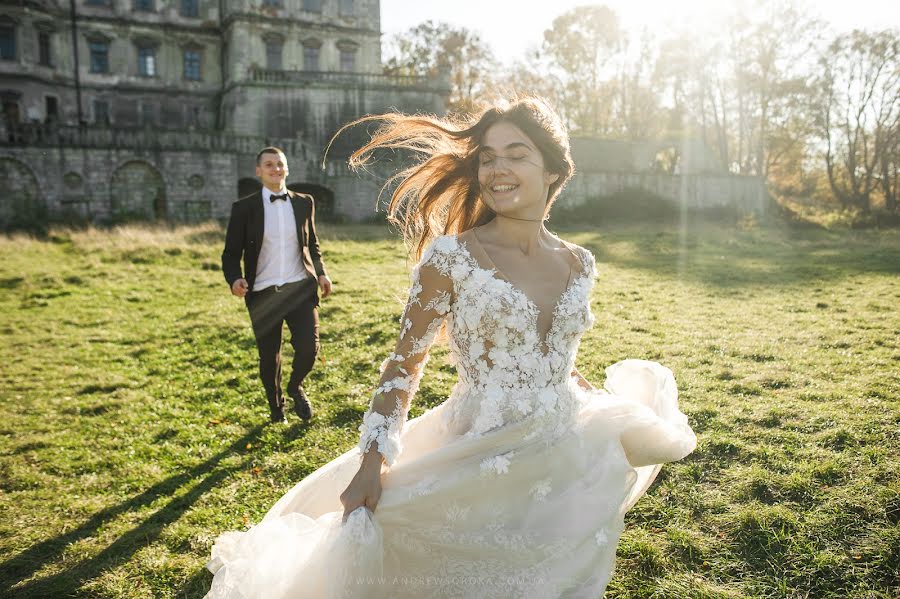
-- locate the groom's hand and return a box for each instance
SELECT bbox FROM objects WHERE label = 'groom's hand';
[231,278,248,298]
[318,275,333,299]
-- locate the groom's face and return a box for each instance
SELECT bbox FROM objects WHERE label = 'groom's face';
[256,150,289,190]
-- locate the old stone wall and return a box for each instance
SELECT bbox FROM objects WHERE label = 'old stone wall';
[0,145,235,222]
[561,171,769,214]
[0,124,382,225]
[318,159,388,221]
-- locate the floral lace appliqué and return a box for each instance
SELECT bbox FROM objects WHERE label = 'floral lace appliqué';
[357,235,597,468]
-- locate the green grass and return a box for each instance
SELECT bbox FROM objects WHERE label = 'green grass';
[0,221,897,598]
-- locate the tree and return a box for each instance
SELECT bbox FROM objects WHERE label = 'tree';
[730,1,821,178]
[814,29,900,212]
[383,21,497,115]
[653,0,820,183]
[541,5,624,135]
[612,28,663,140]
[654,33,732,169]
[878,114,899,212]
[490,48,565,113]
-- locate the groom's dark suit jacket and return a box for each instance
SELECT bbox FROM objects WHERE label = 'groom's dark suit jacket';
[221,189,328,293]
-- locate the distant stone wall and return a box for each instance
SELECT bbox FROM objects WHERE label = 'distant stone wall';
[318,160,389,221]
[0,123,385,226]
[0,145,236,222]
[560,171,769,214]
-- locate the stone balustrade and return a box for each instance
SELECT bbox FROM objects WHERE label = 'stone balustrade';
[247,68,450,92]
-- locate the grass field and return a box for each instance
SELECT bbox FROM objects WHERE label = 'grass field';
[0,221,897,598]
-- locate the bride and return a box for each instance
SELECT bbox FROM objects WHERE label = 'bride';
[205,97,696,598]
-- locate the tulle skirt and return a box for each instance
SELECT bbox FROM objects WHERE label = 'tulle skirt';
[205,359,696,598]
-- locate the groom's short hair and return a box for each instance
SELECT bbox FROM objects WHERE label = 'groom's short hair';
[256,146,285,164]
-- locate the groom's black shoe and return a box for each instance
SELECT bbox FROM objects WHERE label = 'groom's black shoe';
[290,388,313,421]
[269,406,288,425]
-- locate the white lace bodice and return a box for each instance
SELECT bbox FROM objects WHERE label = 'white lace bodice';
[358,234,597,466]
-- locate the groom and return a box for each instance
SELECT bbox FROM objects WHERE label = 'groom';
[222,146,332,424]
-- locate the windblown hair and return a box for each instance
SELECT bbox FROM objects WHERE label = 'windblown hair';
[337,97,574,260]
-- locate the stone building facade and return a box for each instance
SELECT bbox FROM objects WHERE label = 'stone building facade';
[0,0,449,226]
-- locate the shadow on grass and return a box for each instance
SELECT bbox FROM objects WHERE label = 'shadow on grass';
[0,276,24,289]
[8,441,49,455]
[0,425,266,598]
[62,404,113,416]
[77,382,130,396]
[178,566,214,599]
[326,403,366,429]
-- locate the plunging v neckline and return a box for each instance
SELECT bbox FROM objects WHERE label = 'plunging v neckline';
[460,232,585,354]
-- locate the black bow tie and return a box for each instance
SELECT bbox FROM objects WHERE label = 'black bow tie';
[270,193,289,202]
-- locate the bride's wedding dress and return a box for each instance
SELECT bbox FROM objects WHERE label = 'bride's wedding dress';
[206,234,696,598]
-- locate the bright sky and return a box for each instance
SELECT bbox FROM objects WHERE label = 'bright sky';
[381,0,900,65]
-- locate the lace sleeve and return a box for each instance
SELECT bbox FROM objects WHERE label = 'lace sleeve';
[357,241,454,467]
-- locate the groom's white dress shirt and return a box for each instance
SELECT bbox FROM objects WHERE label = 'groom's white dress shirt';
[254,186,307,292]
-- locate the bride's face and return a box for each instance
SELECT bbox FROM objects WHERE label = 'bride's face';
[477,121,559,219]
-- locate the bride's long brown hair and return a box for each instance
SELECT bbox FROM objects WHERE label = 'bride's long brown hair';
[337,97,575,261]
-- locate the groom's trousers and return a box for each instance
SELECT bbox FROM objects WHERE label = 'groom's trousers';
[245,277,320,415]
